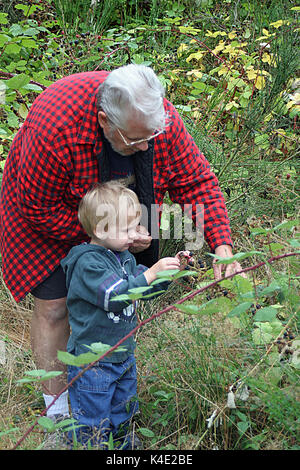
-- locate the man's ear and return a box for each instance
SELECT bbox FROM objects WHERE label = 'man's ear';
[98,111,109,130]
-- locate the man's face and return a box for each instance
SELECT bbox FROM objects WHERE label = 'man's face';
[98,111,154,156]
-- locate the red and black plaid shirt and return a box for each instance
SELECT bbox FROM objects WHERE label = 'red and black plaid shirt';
[0,71,232,302]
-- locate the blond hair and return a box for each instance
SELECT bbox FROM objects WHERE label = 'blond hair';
[78,181,141,239]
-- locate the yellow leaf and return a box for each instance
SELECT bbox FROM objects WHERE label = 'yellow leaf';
[179,25,201,35]
[218,65,229,76]
[193,109,202,119]
[293,104,300,114]
[262,52,271,64]
[224,44,236,54]
[264,113,272,122]
[177,43,189,57]
[186,70,203,79]
[205,30,226,38]
[291,92,300,104]
[225,101,239,111]
[228,31,237,39]
[18,103,28,120]
[186,51,204,63]
[246,68,258,80]
[270,20,283,28]
[287,93,300,109]
[205,30,216,37]
[212,41,225,53]
[255,75,265,90]
[262,28,270,36]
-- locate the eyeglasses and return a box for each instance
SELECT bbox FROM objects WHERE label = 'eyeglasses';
[117,127,166,147]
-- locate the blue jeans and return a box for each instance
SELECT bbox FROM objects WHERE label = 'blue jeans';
[67,354,138,449]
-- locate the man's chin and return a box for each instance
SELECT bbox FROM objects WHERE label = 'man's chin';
[111,144,137,157]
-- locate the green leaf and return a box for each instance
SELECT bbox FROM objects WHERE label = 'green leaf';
[252,320,283,345]
[0,13,9,25]
[289,238,300,248]
[254,133,269,149]
[173,270,198,279]
[138,428,155,438]
[21,38,38,49]
[15,4,39,16]
[5,43,22,55]
[111,293,131,301]
[7,112,19,128]
[175,303,200,314]
[227,301,252,317]
[268,242,284,254]
[57,350,101,367]
[6,73,30,90]
[0,428,19,437]
[150,278,169,286]
[17,369,62,384]
[249,227,269,237]
[260,281,282,296]
[9,24,24,37]
[87,342,111,353]
[37,416,56,432]
[128,286,152,294]
[272,219,299,232]
[87,342,127,355]
[176,297,232,316]
[156,269,179,278]
[237,421,249,435]
[54,418,79,431]
[0,34,10,47]
[220,275,253,295]
[209,251,264,264]
[253,306,277,322]
[23,27,39,37]
[140,290,166,298]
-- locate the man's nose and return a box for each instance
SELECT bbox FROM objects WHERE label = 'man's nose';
[135,140,148,151]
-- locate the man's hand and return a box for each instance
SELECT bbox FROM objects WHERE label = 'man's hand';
[129,225,152,254]
[213,245,246,281]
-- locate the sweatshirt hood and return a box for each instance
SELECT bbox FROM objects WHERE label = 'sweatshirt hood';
[61,243,109,288]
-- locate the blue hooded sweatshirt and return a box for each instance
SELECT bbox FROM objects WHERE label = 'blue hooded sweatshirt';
[61,243,168,363]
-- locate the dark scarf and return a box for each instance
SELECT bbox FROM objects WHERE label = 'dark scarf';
[96,133,159,268]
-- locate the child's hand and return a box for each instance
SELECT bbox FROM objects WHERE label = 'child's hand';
[176,251,194,270]
[144,257,180,285]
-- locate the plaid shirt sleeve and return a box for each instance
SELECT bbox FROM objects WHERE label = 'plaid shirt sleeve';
[161,101,232,251]
[17,125,86,241]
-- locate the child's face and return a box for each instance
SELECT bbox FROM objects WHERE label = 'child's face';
[93,210,141,252]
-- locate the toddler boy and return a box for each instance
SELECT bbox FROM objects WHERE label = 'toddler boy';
[61,181,189,449]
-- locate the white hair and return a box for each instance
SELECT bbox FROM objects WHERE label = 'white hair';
[97,64,166,131]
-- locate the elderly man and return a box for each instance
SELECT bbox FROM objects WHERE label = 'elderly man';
[0,64,240,422]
